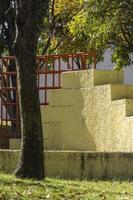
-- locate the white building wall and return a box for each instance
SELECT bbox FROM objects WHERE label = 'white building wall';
[97,50,133,85]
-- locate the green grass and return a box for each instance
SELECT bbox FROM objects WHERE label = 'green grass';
[0,173,133,200]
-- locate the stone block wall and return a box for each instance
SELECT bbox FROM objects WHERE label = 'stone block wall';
[10,69,133,152]
[41,69,133,152]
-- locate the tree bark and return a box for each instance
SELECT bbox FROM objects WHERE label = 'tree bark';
[13,0,48,179]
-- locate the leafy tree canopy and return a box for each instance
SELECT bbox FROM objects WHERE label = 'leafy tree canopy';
[37,0,85,54]
[0,0,16,56]
[38,0,133,69]
[1,0,133,70]
[67,0,133,69]
[0,0,9,55]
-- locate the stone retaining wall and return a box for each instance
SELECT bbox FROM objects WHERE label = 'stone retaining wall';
[0,150,133,180]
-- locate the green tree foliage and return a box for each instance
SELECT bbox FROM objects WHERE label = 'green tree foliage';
[68,0,133,69]
[1,0,132,67]
[0,0,16,56]
[0,1,17,134]
[38,0,133,69]
[0,0,8,55]
[37,0,85,54]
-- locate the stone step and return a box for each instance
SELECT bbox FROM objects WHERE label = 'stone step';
[48,89,74,106]
[48,83,133,107]
[111,84,133,100]
[125,99,133,116]
[61,69,123,89]
[48,87,101,107]
[48,84,133,107]
[61,70,94,89]
[93,70,123,86]
[112,99,133,117]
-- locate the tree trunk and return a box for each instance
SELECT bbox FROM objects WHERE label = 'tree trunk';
[13,0,48,179]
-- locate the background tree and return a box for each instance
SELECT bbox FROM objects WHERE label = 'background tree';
[38,0,133,68]
[13,0,49,179]
[0,0,15,56]
[68,0,133,68]
[0,0,18,133]
[37,0,85,55]
[1,0,83,135]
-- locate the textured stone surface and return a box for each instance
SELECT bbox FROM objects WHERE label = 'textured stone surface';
[10,69,133,151]
[41,69,133,152]
[0,150,133,180]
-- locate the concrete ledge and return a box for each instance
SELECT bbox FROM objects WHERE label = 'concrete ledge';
[93,70,123,86]
[61,70,94,89]
[0,150,133,180]
[111,84,133,100]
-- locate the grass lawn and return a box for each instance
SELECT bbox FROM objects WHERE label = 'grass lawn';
[0,173,133,200]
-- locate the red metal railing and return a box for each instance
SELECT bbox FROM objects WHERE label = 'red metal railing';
[0,52,96,139]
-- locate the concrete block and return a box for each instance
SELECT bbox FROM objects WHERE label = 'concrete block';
[43,122,63,150]
[61,70,94,89]
[39,70,133,152]
[61,70,123,89]
[0,150,133,180]
[125,99,133,116]
[93,70,124,86]
[111,84,133,100]
[48,89,74,106]
[41,105,74,123]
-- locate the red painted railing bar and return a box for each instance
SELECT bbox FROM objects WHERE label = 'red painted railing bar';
[58,56,61,87]
[45,73,47,105]
[53,58,55,88]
